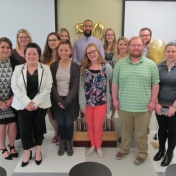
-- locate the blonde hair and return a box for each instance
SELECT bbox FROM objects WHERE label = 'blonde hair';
[16,29,32,49]
[117,36,129,55]
[81,43,106,81]
[58,28,71,41]
[104,28,117,53]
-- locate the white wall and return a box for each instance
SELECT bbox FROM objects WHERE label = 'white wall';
[124,1,176,43]
[0,0,55,51]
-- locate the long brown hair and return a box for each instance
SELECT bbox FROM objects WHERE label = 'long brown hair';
[81,43,106,81]
[42,32,60,64]
[104,28,117,53]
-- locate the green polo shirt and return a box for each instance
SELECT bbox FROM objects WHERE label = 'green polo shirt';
[112,56,159,112]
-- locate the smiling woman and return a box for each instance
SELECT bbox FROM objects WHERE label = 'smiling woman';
[11,43,53,167]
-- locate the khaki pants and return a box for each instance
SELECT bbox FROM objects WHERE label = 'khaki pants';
[118,110,151,159]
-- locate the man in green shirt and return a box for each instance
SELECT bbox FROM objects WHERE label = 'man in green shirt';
[112,36,159,164]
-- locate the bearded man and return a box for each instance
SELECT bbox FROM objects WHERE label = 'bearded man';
[139,27,152,58]
[112,36,159,165]
[73,19,104,65]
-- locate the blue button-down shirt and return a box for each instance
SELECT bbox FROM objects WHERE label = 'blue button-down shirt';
[73,35,105,65]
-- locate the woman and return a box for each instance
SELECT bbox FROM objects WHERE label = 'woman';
[11,43,52,167]
[112,36,129,68]
[103,28,117,66]
[79,43,112,158]
[41,32,60,145]
[50,40,80,156]
[0,37,19,160]
[11,29,32,64]
[58,28,70,41]
[154,41,176,166]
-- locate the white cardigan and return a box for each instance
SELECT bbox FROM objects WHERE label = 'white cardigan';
[11,63,52,110]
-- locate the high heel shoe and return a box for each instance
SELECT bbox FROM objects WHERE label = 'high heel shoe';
[1,148,12,160]
[35,152,42,165]
[8,144,19,158]
[21,150,32,167]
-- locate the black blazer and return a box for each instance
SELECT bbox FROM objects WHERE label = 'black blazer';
[50,60,80,121]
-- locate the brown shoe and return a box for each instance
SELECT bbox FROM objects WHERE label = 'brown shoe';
[116,152,128,160]
[135,156,145,164]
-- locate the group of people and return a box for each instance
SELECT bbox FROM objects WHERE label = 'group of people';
[0,19,176,168]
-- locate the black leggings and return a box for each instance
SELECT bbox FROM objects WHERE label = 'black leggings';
[18,108,47,150]
[156,113,176,153]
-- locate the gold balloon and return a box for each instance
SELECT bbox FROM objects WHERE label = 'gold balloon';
[92,22,105,41]
[75,22,105,41]
[75,23,83,34]
[149,39,166,64]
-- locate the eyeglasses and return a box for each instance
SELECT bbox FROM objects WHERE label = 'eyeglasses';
[87,50,97,56]
[48,39,58,42]
[18,36,29,39]
[106,34,114,37]
[129,44,144,48]
[140,34,150,37]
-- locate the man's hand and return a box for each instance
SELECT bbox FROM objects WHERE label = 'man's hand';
[113,99,120,110]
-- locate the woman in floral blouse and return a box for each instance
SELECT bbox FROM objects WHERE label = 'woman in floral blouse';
[79,43,112,158]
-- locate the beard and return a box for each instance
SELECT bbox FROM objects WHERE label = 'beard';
[130,51,143,58]
[83,30,92,38]
[145,39,151,45]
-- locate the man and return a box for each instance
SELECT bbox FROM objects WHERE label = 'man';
[139,27,152,58]
[112,36,159,165]
[73,19,104,65]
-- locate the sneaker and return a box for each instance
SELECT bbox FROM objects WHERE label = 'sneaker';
[86,147,95,156]
[116,152,128,160]
[135,156,145,165]
[97,149,104,158]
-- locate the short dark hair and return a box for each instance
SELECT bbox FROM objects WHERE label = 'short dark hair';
[83,19,93,26]
[139,27,152,36]
[0,37,13,49]
[165,41,176,51]
[24,43,41,58]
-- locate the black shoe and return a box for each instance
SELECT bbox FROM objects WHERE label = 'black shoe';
[8,144,19,158]
[58,139,65,156]
[1,148,12,160]
[35,152,42,165]
[153,149,165,161]
[21,150,32,167]
[161,152,174,167]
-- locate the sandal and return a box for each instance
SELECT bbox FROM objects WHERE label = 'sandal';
[56,137,61,146]
[8,144,19,158]
[51,135,58,143]
[1,148,12,160]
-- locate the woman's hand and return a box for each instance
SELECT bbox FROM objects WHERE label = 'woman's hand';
[25,101,37,111]
[155,104,162,115]
[0,101,8,110]
[81,109,86,115]
[58,103,65,109]
[166,106,176,117]
[5,97,13,108]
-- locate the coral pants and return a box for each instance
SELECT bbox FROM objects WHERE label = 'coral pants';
[85,104,107,148]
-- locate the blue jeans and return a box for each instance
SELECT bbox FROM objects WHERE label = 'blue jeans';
[58,105,73,140]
